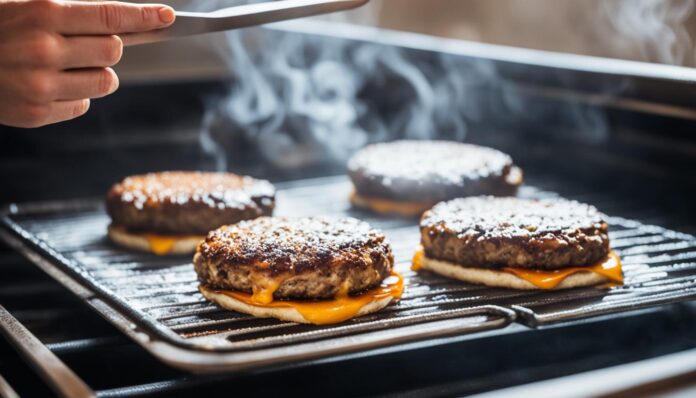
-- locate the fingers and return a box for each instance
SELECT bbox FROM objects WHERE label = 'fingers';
[56,1,175,35]
[0,0,166,127]
[1,33,123,69]
[48,99,92,126]
[61,35,123,69]
[0,31,63,68]
[0,98,90,128]
[0,66,110,128]
[1,67,118,103]
[55,67,119,100]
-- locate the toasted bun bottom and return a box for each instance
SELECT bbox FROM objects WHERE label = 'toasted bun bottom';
[420,254,610,290]
[107,224,203,255]
[199,286,396,324]
[350,192,431,217]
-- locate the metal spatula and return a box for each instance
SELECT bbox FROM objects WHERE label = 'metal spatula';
[122,0,369,46]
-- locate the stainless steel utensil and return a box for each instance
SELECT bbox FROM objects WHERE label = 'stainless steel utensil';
[123,0,369,46]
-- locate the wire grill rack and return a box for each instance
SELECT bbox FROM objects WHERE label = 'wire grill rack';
[2,176,696,372]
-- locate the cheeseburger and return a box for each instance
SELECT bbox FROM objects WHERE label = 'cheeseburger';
[106,171,275,255]
[414,197,623,290]
[194,217,403,324]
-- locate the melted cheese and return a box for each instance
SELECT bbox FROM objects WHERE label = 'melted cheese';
[503,251,623,289]
[250,278,283,305]
[218,272,404,325]
[411,248,424,271]
[412,247,623,289]
[142,233,203,255]
[144,234,177,255]
[352,192,431,217]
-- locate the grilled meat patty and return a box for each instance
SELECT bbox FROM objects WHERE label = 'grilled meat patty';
[348,140,522,204]
[420,197,610,270]
[194,217,394,300]
[106,171,275,235]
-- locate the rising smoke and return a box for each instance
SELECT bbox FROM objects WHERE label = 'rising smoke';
[191,0,695,173]
[602,0,695,66]
[195,0,473,172]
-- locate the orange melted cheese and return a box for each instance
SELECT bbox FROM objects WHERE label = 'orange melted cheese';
[503,251,623,289]
[411,248,424,271]
[142,233,204,255]
[412,247,623,289]
[218,272,404,325]
[250,278,283,305]
[352,192,431,217]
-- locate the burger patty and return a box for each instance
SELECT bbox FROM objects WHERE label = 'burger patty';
[348,140,522,204]
[420,197,610,270]
[106,171,275,235]
[194,217,394,300]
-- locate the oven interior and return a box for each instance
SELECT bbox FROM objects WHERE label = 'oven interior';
[1,22,696,397]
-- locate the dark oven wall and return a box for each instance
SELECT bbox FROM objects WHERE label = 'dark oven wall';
[0,82,223,203]
[1,25,695,232]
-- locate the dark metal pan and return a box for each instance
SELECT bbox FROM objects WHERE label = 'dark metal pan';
[2,177,696,372]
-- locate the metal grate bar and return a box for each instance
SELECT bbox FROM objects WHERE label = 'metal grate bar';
[45,336,127,355]
[0,306,95,398]
[0,373,20,398]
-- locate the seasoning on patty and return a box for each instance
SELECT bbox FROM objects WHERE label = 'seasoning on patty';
[106,171,275,255]
[194,217,403,324]
[414,197,623,290]
[348,140,523,217]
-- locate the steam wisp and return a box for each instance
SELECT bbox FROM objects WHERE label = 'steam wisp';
[197,2,471,171]
[191,0,695,173]
[602,0,695,66]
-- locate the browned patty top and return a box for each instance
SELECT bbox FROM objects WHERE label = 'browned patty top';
[108,171,274,211]
[106,171,275,234]
[197,217,393,275]
[422,196,606,239]
[420,196,610,269]
[348,140,520,202]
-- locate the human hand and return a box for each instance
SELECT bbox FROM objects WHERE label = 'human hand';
[0,0,175,128]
